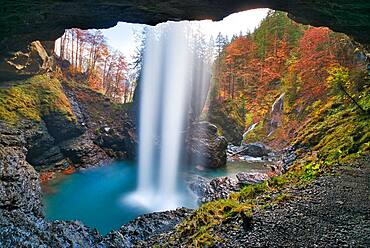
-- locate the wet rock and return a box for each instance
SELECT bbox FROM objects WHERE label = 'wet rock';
[43,112,84,143]
[60,135,110,167]
[94,121,136,160]
[228,143,276,162]
[280,146,301,171]
[0,211,102,248]
[188,175,239,203]
[186,121,227,169]
[25,122,64,169]
[240,143,273,158]
[62,84,87,125]
[100,208,192,247]
[236,172,270,185]
[0,123,42,216]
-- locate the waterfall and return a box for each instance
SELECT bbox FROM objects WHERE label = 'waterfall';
[241,122,259,145]
[128,22,212,211]
[268,93,285,137]
[271,93,285,114]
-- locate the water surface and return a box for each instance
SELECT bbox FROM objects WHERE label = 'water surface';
[43,160,269,234]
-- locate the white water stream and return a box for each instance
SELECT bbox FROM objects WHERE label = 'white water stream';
[128,22,212,210]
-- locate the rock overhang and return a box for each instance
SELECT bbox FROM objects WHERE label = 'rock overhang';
[0,0,369,57]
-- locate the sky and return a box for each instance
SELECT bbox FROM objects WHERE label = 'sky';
[100,8,269,62]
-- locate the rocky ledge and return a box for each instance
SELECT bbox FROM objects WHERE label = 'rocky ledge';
[188,144,298,203]
[188,171,277,204]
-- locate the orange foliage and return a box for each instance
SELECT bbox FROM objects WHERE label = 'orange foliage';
[211,17,358,149]
[294,27,339,102]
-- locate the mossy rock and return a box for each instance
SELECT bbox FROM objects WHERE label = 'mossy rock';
[0,74,76,125]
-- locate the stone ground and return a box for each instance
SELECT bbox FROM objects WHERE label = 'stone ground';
[211,156,370,247]
[143,156,370,247]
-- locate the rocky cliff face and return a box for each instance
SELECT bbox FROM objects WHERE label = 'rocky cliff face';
[0,41,54,81]
[0,121,104,247]
[0,74,137,172]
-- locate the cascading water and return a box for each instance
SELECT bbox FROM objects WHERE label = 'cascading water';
[128,22,212,211]
[268,92,285,137]
[242,122,259,145]
[271,93,285,114]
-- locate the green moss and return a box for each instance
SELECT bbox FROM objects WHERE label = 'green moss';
[243,120,267,143]
[176,198,253,246]
[176,92,369,246]
[236,181,269,201]
[293,97,369,165]
[273,193,294,203]
[0,75,75,125]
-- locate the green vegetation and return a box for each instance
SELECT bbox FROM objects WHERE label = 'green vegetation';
[176,83,369,246]
[0,75,75,125]
[208,10,368,150]
[253,10,306,58]
[182,11,370,246]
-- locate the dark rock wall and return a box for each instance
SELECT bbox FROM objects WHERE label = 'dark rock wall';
[186,121,227,169]
[0,76,137,171]
[0,41,54,81]
[0,0,369,61]
[0,122,42,216]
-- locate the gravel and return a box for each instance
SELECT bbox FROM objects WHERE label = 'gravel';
[212,156,370,247]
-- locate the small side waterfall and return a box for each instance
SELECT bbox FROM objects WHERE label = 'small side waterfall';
[241,122,259,145]
[129,22,212,210]
[268,93,285,137]
[271,93,285,114]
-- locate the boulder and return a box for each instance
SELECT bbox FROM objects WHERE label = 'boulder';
[101,208,192,247]
[240,143,274,158]
[60,135,110,167]
[188,175,239,203]
[25,122,65,169]
[186,121,227,169]
[236,172,270,185]
[43,111,84,143]
[94,121,136,160]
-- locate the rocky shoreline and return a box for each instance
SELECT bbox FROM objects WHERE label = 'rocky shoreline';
[138,156,370,247]
[1,114,368,247]
[188,143,297,204]
[0,74,233,247]
[0,104,290,248]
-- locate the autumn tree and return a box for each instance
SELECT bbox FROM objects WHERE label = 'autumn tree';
[57,29,132,103]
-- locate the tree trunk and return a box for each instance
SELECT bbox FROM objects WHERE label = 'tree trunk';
[71,30,75,69]
[339,84,367,113]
